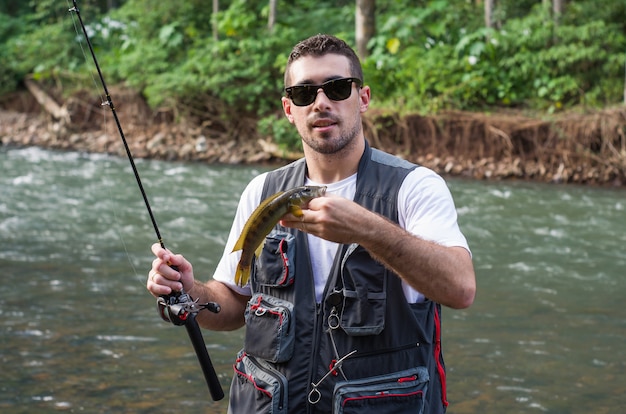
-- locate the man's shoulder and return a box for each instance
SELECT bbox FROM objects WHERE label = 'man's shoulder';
[370,147,418,171]
[263,157,307,196]
[266,157,306,180]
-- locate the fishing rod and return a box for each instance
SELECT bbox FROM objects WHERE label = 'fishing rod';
[68,0,224,401]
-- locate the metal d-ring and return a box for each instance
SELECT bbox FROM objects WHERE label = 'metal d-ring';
[328,307,340,330]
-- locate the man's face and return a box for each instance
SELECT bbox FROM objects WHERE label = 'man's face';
[282,54,370,156]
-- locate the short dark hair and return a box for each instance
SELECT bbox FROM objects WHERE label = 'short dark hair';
[284,34,363,87]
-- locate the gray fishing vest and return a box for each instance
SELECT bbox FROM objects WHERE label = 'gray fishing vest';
[228,142,448,414]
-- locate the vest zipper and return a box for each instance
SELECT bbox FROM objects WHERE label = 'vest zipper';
[433,306,448,407]
[345,341,421,360]
[306,242,344,413]
[257,356,288,411]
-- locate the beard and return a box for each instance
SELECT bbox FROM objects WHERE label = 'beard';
[298,112,362,155]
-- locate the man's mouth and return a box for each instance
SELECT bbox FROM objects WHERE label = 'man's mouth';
[311,117,338,130]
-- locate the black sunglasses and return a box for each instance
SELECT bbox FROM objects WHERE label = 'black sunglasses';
[285,77,362,107]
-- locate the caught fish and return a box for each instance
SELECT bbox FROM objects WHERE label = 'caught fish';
[232,185,326,286]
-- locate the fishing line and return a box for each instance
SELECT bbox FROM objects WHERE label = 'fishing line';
[67,2,165,249]
[67,0,105,106]
[67,0,224,401]
[66,0,145,290]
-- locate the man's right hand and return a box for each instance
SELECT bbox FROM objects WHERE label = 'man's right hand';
[146,243,195,297]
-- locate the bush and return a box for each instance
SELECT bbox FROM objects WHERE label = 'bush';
[1,0,625,122]
[363,2,626,113]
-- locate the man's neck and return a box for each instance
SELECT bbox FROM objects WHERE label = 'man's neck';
[304,138,365,184]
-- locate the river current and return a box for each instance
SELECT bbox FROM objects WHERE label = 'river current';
[1,146,624,413]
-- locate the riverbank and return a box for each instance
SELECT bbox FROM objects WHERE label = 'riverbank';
[1,89,625,186]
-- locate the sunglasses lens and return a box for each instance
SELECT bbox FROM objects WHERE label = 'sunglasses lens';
[290,86,317,106]
[323,79,352,101]
[286,78,361,106]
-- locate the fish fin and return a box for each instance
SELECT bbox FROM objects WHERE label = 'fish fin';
[231,235,245,253]
[232,191,285,252]
[290,205,304,217]
[254,240,264,259]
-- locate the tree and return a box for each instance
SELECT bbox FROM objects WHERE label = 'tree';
[553,0,564,28]
[213,0,219,40]
[268,0,277,32]
[356,0,375,59]
[553,0,564,15]
[484,0,495,29]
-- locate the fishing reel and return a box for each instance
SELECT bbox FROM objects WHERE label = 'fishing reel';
[157,291,221,326]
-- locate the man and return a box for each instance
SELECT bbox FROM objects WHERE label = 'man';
[147,34,475,413]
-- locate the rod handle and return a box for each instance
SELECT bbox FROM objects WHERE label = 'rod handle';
[184,313,225,401]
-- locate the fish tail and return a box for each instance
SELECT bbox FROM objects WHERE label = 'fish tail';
[234,264,250,287]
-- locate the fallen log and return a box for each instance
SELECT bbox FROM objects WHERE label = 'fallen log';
[24,77,70,124]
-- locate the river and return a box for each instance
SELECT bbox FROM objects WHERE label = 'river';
[1,146,624,413]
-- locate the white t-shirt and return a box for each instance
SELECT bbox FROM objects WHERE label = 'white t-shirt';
[212,166,470,303]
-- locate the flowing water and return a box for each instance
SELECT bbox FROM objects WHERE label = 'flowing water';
[1,146,624,413]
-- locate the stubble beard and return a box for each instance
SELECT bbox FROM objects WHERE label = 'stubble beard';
[299,114,362,156]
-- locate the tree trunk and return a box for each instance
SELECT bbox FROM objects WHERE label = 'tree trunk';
[551,0,564,43]
[355,0,376,59]
[484,0,494,29]
[553,0,564,26]
[553,0,564,15]
[268,0,277,32]
[212,0,219,40]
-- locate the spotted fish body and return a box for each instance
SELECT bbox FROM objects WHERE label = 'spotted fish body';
[232,185,326,286]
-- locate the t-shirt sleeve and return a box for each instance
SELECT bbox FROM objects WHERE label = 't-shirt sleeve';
[211,173,268,296]
[399,167,470,253]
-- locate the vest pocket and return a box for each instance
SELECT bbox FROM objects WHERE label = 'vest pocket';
[254,231,296,288]
[230,350,288,414]
[244,293,295,363]
[336,244,387,336]
[332,367,429,414]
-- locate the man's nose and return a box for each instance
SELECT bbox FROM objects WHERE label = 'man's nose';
[312,87,332,109]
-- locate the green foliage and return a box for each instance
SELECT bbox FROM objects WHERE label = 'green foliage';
[258,114,302,153]
[103,0,356,115]
[0,12,23,94]
[363,0,484,112]
[0,2,124,95]
[1,18,82,90]
[497,6,626,110]
[365,0,626,113]
[1,0,625,123]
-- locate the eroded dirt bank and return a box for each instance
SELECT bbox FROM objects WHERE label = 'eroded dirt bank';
[1,89,625,186]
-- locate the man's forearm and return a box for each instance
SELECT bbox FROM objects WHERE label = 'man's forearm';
[358,213,476,309]
[189,279,248,331]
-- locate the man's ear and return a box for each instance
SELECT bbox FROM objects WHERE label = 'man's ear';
[359,85,371,113]
[282,96,295,124]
